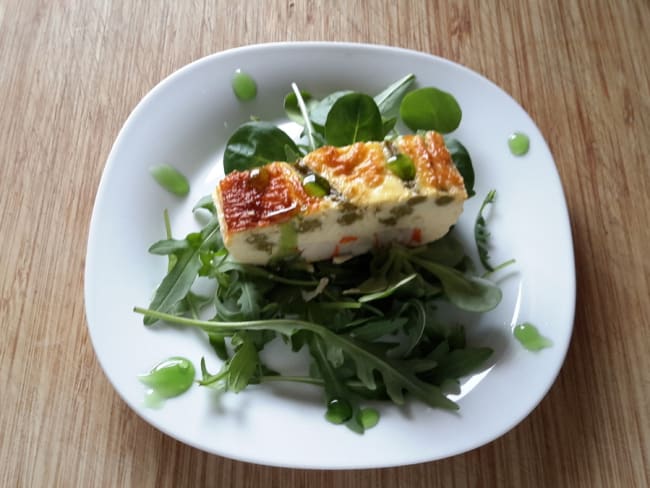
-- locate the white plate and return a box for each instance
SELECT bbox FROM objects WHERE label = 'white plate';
[85,42,575,469]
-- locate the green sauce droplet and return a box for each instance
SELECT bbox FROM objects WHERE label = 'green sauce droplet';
[143,389,164,409]
[138,357,195,401]
[508,132,530,156]
[325,398,353,424]
[514,323,553,351]
[149,164,190,196]
[358,407,380,429]
[232,69,257,101]
[386,153,416,180]
[302,173,330,197]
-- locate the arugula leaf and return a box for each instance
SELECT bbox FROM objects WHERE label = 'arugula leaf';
[235,279,263,320]
[475,190,497,272]
[408,257,502,312]
[357,274,417,303]
[428,347,493,385]
[199,357,228,387]
[148,238,189,255]
[199,337,261,392]
[207,332,229,360]
[447,325,466,350]
[348,318,408,342]
[133,308,458,411]
[192,194,216,214]
[143,218,221,325]
[227,338,260,392]
[223,121,300,173]
[325,93,383,146]
[395,299,427,358]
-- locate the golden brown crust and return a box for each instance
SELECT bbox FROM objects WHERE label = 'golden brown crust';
[301,142,386,199]
[216,132,466,236]
[218,162,318,233]
[395,132,464,192]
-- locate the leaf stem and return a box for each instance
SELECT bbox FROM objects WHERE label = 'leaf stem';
[133,306,457,410]
[291,83,316,151]
[481,258,516,279]
[163,208,175,272]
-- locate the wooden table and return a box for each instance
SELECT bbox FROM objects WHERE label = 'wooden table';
[2,1,648,486]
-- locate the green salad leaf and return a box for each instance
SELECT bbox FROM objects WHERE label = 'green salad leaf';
[308,90,353,129]
[374,73,416,120]
[135,74,512,432]
[223,121,300,173]
[143,217,221,325]
[325,93,383,146]
[400,87,462,133]
[475,190,497,272]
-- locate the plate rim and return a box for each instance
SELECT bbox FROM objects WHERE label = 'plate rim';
[84,41,576,469]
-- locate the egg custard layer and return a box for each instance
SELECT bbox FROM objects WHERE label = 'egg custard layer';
[214,131,467,264]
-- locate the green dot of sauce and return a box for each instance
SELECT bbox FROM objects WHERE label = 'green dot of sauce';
[302,173,330,197]
[386,153,416,180]
[232,69,257,101]
[513,323,553,351]
[143,389,165,409]
[149,164,190,197]
[358,408,380,429]
[138,356,196,400]
[325,398,353,424]
[508,132,530,156]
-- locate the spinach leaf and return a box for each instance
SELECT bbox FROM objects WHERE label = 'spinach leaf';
[223,121,299,173]
[374,73,415,119]
[325,93,383,146]
[400,87,462,133]
[445,138,475,197]
[284,143,301,162]
[308,90,353,129]
[381,116,398,137]
[407,232,465,267]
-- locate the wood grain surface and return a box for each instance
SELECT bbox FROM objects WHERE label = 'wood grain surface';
[1,0,649,486]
